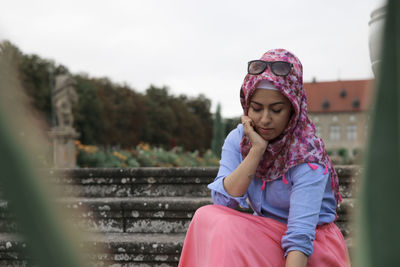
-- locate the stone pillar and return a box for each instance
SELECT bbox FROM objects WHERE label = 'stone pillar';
[49,74,79,168]
[49,127,80,168]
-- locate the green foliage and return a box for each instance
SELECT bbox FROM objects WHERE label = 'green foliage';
[12,44,213,152]
[141,86,176,148]
[224,116,241,137]
[211,103,225,157]
[355,1,400,265]
[141,87,212,152]
[73,76,104,145]
[0,40,86,266]
[18,52,69,125]
[201,149,221,166]
[337,148,348,157]
[76,142,219,167]
[77,148,125,168]
[337,147,349,164]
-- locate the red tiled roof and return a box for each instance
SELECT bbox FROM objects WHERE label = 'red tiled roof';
[304,79,375,113]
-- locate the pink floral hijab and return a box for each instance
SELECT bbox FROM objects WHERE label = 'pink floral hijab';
[240,48,342,203]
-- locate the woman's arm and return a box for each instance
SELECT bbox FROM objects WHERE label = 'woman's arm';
[285,251,307,267]
[223,116,268,197]
[282,164,331,263]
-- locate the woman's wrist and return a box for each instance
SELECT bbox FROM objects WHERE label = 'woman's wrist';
[285,250,307,267]
[249,144,267,157]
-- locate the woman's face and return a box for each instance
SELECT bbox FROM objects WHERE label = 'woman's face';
[248,89,293,141]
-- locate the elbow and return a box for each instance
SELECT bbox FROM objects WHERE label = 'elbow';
[211,190,239,208]
[281,232,314,257]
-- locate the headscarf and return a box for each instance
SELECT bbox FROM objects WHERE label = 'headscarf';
[240,48,342,203]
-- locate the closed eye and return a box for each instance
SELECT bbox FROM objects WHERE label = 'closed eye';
[250,105,262,112]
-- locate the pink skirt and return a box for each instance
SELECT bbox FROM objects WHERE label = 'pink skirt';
[178,205,350,267]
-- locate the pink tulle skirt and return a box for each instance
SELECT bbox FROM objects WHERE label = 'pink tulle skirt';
[178,205,350,267]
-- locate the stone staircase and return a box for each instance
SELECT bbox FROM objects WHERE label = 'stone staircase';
[0,166,359,266]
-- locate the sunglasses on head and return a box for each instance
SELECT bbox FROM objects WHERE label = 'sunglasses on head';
[248,60,293,76]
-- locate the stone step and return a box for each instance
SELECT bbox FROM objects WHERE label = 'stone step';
[0,197,210,234]
[0,232,184,267]
[0,231,354,267]
[46,167,216,198]
[0,197,355,238]
[0,167,359,266]
[43,166,359,198]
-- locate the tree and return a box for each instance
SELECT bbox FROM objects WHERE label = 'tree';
[224,116,241,137]
[184,94,213,151]
[18,52,69,126]
[73,76,104,145]
[141,86,177,147]
[12,41,214,151]
[211,103,225,157]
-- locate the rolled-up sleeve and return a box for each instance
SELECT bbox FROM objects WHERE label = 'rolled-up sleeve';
[281,163,329,257]
[207,125,249,209]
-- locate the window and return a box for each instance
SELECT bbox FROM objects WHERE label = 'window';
[330,125,341,141]
[322,100,330,109]
[353,99,360,108]
[347,125,357,141]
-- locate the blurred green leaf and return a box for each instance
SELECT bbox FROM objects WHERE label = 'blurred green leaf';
[355,1,400,266]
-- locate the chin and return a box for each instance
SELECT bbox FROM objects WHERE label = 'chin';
[258,131,281,142]
[261,135,275,141]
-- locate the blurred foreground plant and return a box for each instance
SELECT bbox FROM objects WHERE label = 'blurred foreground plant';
[0,41,87,266]
[355,1,400,266]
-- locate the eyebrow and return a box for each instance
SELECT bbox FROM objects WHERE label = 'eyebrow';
[250,100,285,106]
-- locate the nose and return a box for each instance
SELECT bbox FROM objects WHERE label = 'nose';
[260,110,272,126]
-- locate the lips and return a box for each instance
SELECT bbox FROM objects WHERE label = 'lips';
[258,127,274,135]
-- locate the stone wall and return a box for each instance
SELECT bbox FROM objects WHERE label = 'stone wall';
[0,166,359,266]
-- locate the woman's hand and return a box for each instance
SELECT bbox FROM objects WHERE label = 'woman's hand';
[222,117,269,197]
[241,115,268,152]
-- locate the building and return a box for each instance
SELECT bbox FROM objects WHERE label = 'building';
[305,79,374,156]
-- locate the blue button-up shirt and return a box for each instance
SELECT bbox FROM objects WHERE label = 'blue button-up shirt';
[207,124,336,257]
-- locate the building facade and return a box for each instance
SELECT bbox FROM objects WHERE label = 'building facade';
[305,79,374,156]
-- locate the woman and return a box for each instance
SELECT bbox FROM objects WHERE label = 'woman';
[178,49,350,267]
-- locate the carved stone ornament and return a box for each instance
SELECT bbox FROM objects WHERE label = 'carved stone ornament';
[53,75,78,129]
[50,74,80,168]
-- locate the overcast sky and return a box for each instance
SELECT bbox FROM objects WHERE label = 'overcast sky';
[1,0,386,117]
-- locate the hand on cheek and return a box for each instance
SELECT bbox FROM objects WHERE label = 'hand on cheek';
[241,116,268,151]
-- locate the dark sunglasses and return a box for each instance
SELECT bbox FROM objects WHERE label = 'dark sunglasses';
[248,60,293,76]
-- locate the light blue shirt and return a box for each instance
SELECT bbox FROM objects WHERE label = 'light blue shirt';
[207,124,336,257]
